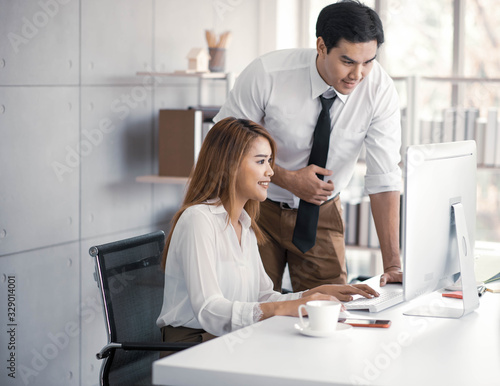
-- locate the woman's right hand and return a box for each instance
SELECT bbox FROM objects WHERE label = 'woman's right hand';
[285,292,344,317]
[259,292,341,320]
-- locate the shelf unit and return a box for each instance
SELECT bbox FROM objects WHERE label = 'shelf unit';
[393,75,500,158]
[136,71,234,183]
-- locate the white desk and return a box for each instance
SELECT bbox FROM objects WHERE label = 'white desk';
[153,292,500,386]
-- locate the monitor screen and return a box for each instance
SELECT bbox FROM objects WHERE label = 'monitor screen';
[403,140,479,317]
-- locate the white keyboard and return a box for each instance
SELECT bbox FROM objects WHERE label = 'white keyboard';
[344,280,404,312]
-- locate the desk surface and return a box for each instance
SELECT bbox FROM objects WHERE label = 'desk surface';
[153,291,500,386]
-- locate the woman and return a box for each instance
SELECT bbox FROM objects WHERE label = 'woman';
[157,117,378,343]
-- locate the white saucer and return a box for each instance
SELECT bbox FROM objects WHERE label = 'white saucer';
[294,322,352,337]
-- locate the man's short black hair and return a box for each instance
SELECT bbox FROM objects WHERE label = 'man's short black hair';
[316,0,384,52]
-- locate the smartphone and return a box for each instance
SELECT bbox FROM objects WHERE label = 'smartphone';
[339,318,391,328]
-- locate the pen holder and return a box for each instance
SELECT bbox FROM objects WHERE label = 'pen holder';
[209,48,226,72]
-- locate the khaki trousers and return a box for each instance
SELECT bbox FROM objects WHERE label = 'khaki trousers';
[258,196,347,292]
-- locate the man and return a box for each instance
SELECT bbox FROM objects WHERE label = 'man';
[214,0,403,291]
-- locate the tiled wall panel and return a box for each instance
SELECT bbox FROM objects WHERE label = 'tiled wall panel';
[0,242,80,385]
[0,87,79,256]
[80,86,154,239]
[0,0,79,85]
[81,0,153,85]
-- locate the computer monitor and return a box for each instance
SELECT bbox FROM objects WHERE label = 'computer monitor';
[402,140,479,318]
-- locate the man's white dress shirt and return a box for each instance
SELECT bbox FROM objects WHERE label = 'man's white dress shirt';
[215,49,402,208]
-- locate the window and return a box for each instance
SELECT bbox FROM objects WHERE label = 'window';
[463,0,500,112]
[381,0,454,78]
[464,0,500,79]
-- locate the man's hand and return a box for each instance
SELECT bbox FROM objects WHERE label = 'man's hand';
[273,164,334,205]
[380,267,403,286]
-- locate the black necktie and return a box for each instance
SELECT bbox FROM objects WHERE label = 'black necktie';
[292,94,335,253]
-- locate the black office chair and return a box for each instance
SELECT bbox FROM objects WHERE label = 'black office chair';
[90,230,198,386]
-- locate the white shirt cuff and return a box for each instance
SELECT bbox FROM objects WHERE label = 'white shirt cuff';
[253,304,263,323]
[231,301,259,330]
[364,168,402,195]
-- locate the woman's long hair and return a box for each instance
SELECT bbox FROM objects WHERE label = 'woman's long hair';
[161,117,277,269]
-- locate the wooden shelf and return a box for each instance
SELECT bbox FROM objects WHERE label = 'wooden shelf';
[136,175,188,184]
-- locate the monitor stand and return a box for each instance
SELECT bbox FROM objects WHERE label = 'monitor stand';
[403,203,480,318]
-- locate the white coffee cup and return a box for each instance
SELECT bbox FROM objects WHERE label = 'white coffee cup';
[298,300,341,333]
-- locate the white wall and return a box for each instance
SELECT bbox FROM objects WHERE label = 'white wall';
[0,1,262,385]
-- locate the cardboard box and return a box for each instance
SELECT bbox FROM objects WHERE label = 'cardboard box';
[158,107,219,177]
[158,109,202,177]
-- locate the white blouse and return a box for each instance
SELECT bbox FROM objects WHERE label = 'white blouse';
[156,200,301,336]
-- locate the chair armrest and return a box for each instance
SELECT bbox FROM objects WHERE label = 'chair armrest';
[97,343,122,359]
[96,341,199,359]
[121,341,199,351]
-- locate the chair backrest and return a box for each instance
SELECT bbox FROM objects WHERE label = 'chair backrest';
[90,231,166,386]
